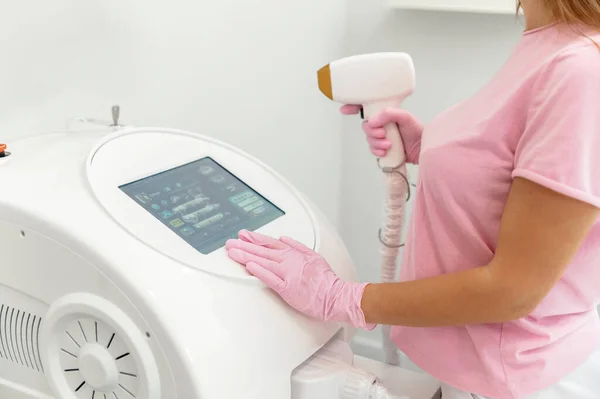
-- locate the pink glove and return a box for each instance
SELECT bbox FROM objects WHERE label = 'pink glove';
[226,230,375,330]
[341,104,424,164]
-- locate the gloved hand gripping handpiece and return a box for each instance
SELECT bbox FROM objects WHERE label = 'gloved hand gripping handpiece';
[317,52,416,367]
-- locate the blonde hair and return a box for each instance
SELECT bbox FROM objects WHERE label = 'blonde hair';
[518,0,600,29]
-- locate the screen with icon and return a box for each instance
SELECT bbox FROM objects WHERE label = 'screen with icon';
[119,157,285,254]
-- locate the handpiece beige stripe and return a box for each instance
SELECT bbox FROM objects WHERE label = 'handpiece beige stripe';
[317,64,333,100]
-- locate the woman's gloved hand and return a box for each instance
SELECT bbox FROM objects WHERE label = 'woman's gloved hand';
[226,229,375,330]
[341,104,424,164]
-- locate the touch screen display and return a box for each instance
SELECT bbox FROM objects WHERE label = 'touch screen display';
[119,157,285,254]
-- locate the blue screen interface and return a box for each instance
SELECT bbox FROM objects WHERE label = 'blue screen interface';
[119,157,285,254]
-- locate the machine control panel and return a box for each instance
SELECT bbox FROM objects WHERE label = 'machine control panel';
[87,128,315,280]
[119,157,285,254]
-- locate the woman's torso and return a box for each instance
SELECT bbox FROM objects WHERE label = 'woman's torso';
[391,25,600,399]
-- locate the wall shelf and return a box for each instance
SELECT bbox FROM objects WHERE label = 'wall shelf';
[388,0,517,14]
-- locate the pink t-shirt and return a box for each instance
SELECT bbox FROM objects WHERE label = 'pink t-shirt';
[391,24,600,398]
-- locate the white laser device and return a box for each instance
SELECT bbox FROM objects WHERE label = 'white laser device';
[317,53,416,366]
[317,52,415,169]
[0,108,438,399]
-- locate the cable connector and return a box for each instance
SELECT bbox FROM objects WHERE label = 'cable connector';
[292,339,409,399]
[341,365,378,399]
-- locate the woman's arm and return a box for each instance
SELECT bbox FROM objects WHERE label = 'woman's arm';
[225,177,599,330]
[361,177,600,327]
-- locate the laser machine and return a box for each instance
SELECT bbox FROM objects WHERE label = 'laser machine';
[0,54,440,399]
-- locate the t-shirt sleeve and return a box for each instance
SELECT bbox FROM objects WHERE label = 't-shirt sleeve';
[513,46,600,208]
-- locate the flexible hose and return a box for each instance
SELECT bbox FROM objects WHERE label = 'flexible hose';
[378,163,410,366]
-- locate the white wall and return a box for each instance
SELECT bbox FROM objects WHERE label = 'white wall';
[0,0,346,226]
[341,4,524,364]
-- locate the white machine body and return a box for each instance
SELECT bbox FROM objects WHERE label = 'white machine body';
[317,52,416,169]
[0,122,439,399]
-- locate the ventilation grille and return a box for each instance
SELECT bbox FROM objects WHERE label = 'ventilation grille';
[0,304,44,372]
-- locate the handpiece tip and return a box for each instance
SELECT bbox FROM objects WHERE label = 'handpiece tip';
[317,64,333,100]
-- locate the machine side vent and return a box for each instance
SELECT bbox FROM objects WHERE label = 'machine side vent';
[0,303,44,373]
